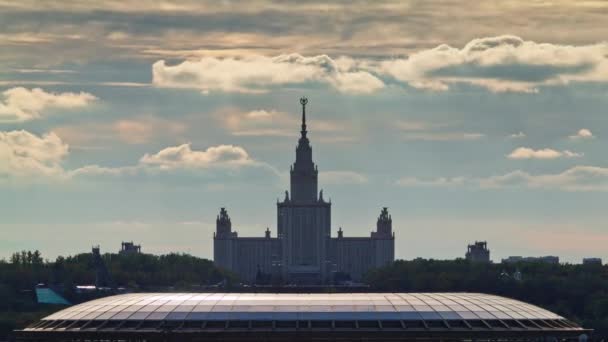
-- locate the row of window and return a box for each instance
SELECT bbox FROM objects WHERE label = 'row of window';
[29,318,578,332]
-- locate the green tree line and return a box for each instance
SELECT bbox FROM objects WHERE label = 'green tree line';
[0,250,233,340]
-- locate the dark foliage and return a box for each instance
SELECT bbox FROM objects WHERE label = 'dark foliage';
[0,250,232,340]
[365,258,608,338]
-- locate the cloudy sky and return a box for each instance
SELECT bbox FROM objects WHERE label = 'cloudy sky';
[1,0,607,263]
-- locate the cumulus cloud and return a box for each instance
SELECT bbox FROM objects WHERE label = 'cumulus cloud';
[152,54,384,94]
[73,142,279,184]
[375,35,608,93]
[0,129,276,184]
[320,171,368,185]
[507,147,582,159]
[140,144,257,170]
[150,36,608,94]
[0,130,69,179]
[569,128,594,140]
[0,87,97,122]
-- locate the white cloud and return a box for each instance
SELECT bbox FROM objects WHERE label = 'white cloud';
[321,171,368,185]
[0,87,97,122]
[569,128,594,140]
[507,147,582,159]
[480,166,608,191]
[375,35,608,93]
[0,130,68,179]
[140,144,257,170]
[152,54,384,94]
[509,132,526,139]
[0,129,277,184]
[396,176,467,187]
[150,36,608,95]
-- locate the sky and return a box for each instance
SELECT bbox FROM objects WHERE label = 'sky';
[1,0,607,263]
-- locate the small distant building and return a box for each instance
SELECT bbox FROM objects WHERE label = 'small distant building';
[92,246,112,288]
[583,258,602,266]
[502,256,559,264]
[119,241,141,255]
[465,241,490,263]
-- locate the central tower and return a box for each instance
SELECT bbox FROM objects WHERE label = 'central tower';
[277,97,331,284]
[290,97,318,202]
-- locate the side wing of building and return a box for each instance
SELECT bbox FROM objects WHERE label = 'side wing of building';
[329,235,394,282]
[214,235,281,284]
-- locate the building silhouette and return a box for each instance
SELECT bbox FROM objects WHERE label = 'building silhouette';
[119,241,141,255]
[465,241,490,263]
[502,255,559,264]
[583,257,602,266]
[214,98,395,284]
[91,246,112,288]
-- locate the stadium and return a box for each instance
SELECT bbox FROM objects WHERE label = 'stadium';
[15,292,591,341]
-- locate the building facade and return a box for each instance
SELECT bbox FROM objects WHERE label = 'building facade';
[582,258,602,266]
[119,241,141,255]
[465,241,491,263]
[214,98,395,284]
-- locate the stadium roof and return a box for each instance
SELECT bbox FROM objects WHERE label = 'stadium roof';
[17,292,591,341]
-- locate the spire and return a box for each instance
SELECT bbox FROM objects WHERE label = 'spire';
[300,97,308,138]
[290,96,318,203]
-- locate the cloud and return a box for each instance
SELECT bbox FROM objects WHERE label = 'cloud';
[375,35,608,93]
[509,132,526,139]
[217,107,350,140]
[140,144,257,170]
[507,147,582,159]
[401,132,485,141]
[394,120,484,142]
[73,142,280,184]
[152,54,384,94]
[221,109,297,137]
[397,166,608,192]
[3,1,608,71]
[320,171,368,185]
[0,87,97,122]
[54,116,186,147]
[0,129,277,184]
[569,128,594,140]
[396,176,467,187]
[480,166,608,191]
[113,117,186,144]
[0,130,68,179]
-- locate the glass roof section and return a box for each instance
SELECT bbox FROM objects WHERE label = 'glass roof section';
[41,293,563,322]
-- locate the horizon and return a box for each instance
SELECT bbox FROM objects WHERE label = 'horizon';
[2,1,608,264]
